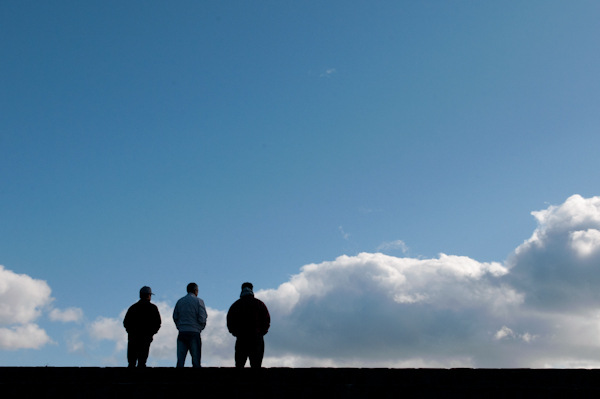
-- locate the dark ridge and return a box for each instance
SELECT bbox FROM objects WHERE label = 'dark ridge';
[1,367,599,398]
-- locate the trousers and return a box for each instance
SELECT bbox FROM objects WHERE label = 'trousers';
[127,336,152,368]
[235,334,264,368]
[176,331,202,368]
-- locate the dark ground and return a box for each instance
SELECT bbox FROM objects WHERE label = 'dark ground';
[2,367,600,398]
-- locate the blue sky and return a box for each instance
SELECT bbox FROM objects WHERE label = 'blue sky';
[1,1,600,367]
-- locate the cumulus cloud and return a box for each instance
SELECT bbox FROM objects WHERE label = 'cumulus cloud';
[89,312,128,352]
[0,265,54,349]
[507,195,600,312]
[256,252,521,366]
[0,324,52,350]
[0,265,52,325]
[49,307,84,323]
[244,195,600,367]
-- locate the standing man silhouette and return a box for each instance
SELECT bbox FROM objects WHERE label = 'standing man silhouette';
[227,282,270,368]
[123,286,162,368]
[173,282,207,367]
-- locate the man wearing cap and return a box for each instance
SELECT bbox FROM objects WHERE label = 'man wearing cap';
[123,286,162,368]
[227,282,270,368]
[173,282,207,367]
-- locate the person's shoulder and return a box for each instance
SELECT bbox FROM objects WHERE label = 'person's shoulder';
[255,297,269,309]
[125,302,137,312]
[254,297,266,305]
[130,300,143,308]
[228,298,242,309]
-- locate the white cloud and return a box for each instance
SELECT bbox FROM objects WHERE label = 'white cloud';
[570,229,600,257]
[507,195,600,312]
[251,195,600,367]
[494,326,515,340]
[88,309,128,353]
[0,265,55,350]
[256,252,520,366]
[49,307,84,323]
[0,324,52,350]
[493,326,537,343]
[377,240,409,253]
[521,332,538,343]
[0,265,52,325]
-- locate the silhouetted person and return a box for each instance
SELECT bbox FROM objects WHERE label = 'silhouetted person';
[173,282,207,367]
[227,282,270,368]
[123,286,161,368]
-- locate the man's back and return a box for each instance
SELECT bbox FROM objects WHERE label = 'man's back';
[124,300,161,337]
[227,283,270,368]
[173,293,207,333]
[227,296,270,337]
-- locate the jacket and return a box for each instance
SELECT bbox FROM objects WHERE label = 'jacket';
[173,293,207,333]
[123,299,161,339]
[227,295,270,337]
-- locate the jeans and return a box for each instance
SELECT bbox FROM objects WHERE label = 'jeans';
[235,334,264,368]
[176,332,202,367]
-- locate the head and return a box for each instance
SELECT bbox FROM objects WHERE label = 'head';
[241,282,253,291]
[139,286,154,301]
[187,282,199,296]
[240,282,254,298]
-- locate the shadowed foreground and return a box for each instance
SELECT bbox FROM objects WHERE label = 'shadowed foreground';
[2,367,600,398]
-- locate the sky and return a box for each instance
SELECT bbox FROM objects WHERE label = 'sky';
[1,1,600,367]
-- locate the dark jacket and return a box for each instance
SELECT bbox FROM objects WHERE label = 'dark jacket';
[123,299,161,340]
[227,295,270,337]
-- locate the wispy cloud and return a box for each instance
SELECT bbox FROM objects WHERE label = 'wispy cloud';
[49,307,84,323]
[320,68,336,77]
[359,207,383,214]
[377,239,409,253]
[338,226,350,240]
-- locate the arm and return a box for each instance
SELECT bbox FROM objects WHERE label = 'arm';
[172,301,179,328]
[259,301,270,335]
[153,304,162,335]
[197,298,207,332]
[123,307,131,333]
[226,303,237,337]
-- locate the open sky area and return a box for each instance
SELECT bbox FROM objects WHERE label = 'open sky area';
[2,1,600,367]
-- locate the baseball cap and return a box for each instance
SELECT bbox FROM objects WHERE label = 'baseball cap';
[140,286,154,295]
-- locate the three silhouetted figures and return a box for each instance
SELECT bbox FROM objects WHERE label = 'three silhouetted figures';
[124,282,270,368]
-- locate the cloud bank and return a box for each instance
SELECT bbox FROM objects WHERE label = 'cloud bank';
[255,194,600,367]
[81,195,600,367]
[252,195,600,367]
